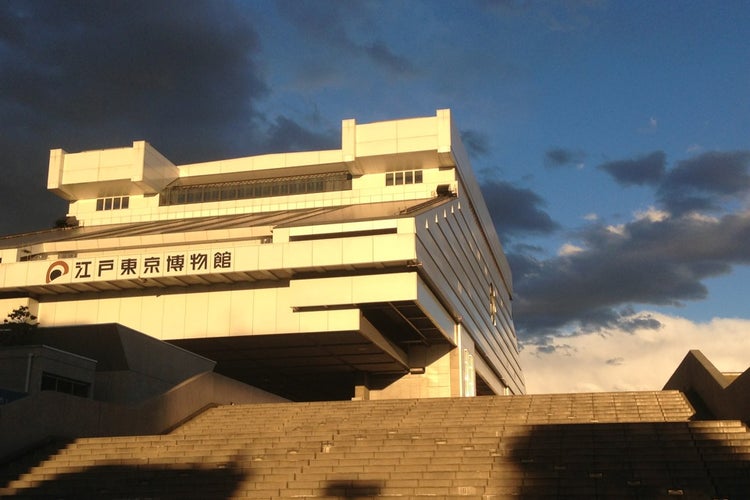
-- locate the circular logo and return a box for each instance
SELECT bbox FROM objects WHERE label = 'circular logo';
[46,261,70,283]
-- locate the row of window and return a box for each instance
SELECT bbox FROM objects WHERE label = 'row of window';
[92,169,424,209]
[385,170,423,186]
[96,196,130,211]
[159,172,352,206]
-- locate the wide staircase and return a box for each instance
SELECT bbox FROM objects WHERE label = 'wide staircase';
[2,391,749,498]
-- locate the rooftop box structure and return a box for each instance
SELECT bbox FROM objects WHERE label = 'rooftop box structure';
[0,110,524,400]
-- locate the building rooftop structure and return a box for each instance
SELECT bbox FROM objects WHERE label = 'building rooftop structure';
[0,109,523,401]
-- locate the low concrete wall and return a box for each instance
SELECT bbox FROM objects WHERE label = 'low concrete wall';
[0,371,287,462]
[0,345,97,397]
[664,350,750,422]
[32,324,218,404]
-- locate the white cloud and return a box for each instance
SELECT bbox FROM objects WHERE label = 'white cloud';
[606,224,625,235]
[583,213,598,221]
[634,206,669,222]
[520,313,750,394]
[558,243,584,256]
[687,212,720,223]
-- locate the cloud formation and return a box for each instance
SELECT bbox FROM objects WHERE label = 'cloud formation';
[509,188,750,340]
[520,313,750,393]
[503,148,750,343]
[597,151,666,186]
[263,116,339,155]
[657,151,750,215]
[1,1,267,162]
[480,180,560,241]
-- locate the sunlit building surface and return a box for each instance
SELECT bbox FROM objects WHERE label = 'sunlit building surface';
[0,110,523,401]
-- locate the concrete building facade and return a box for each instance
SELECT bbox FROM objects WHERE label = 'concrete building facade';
[0,110,524,400]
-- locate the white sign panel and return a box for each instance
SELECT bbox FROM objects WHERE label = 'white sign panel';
[44,249,234,285]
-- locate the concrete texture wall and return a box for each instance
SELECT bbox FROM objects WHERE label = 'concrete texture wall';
[368,345,454,400]
[31,324,216,404]
[664,350,750,422]
[0,345,96,396]
[0,371,287,461]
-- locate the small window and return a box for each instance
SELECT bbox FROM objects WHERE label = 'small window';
[385,169,423,186]
[96,196,130,211]
[41,372,90,398]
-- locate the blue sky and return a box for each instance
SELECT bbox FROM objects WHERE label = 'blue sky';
[1,0,748,392]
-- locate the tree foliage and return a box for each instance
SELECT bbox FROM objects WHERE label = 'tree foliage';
[1,305,38,346]
[4,306,38,325]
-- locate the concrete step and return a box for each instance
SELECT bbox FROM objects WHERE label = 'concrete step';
[6,392,747,498]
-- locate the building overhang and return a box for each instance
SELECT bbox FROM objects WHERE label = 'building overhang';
[48,142,179,201]
[0,263,455,378]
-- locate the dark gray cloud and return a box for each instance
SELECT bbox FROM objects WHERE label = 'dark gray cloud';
[657,151,750,215]
[263,116,339,154]
[536,344,557,354]
[544,147,586,168]
[511,209,750,340]
[0,1,333,234]
[480,180,560,241]
[619,312,663,332]
[0,1,267,160]
[512,147,750,340]
[597,151,667,186]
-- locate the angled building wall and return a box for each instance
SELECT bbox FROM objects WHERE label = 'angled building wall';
[664,350,750,422]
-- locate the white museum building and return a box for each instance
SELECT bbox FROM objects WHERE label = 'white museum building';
[0,110,525,401]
